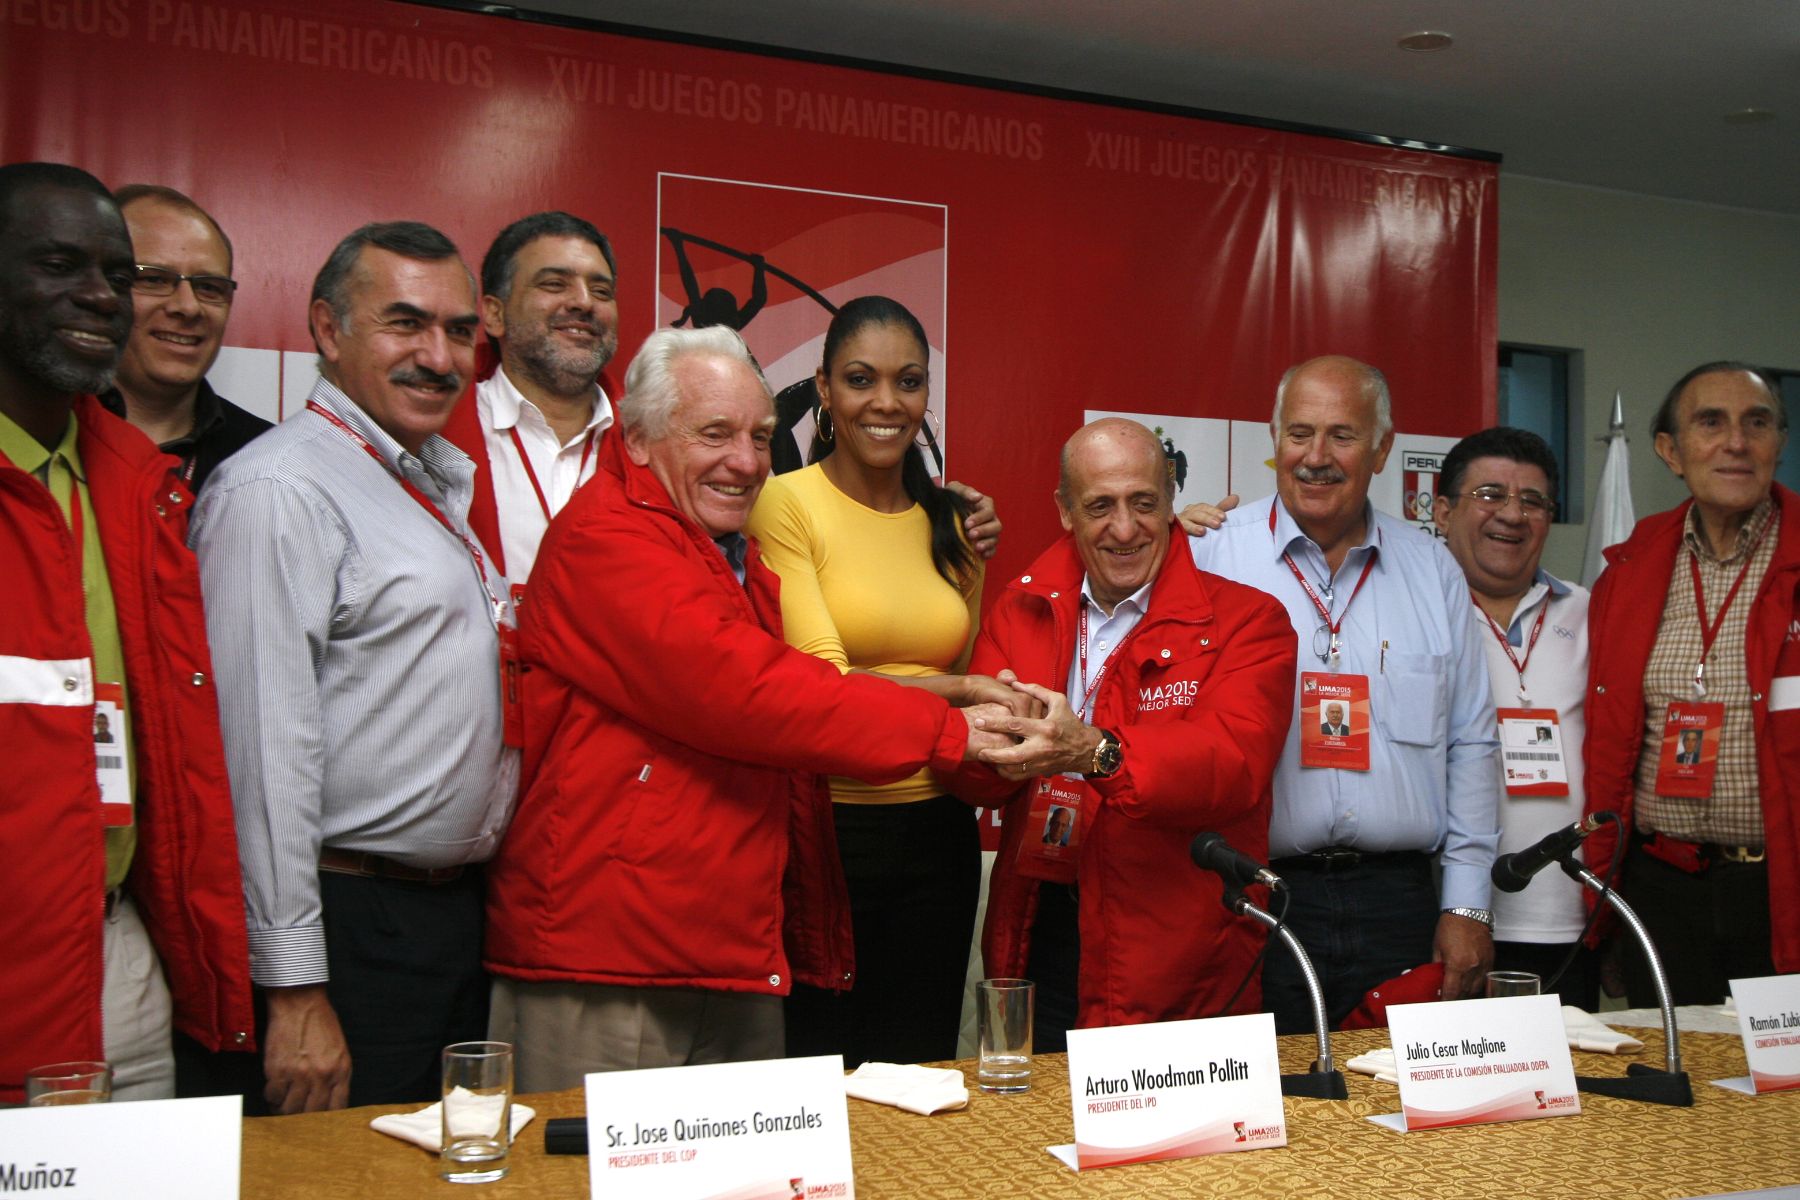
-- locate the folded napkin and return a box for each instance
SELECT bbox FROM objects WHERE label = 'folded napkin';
[370,1090,538,1152]
[844,1062,968,1115]
[1562,1006,1644,1054]
[1345,1047,1398,1084]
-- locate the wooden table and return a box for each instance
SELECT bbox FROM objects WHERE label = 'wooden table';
[243,1029,1800,1198]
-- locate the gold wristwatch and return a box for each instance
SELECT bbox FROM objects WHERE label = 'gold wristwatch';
[1085,728,1122,779]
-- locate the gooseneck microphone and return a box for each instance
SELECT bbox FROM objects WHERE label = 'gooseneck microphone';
[1491,812,1613,894]
[1190,831,1284,890]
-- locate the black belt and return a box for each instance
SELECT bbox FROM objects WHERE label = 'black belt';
[318,847,466,884]
[1270,847,1429,874]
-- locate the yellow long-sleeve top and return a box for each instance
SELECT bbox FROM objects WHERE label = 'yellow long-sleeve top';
[747,463,983,804]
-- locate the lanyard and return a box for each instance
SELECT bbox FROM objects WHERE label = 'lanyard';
[1687,540,1763,697]
[1074,603,1129,721]
[507,425,596,524]
[308,401,506,627]
[1477,595,1547,704]
[1271,503,1375,667]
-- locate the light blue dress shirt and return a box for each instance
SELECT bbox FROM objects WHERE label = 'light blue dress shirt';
[1187,495,1500,910]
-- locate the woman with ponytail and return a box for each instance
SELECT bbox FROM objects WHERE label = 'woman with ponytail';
[747,296,1016,1066]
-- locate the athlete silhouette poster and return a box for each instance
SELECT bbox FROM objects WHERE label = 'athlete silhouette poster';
[657,174,950,476]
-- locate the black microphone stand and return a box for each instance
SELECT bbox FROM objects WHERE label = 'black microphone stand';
[1224,886,1347,1099]
[1558,857,1694,1107]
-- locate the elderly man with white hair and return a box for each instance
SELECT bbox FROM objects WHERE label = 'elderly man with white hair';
[482,325,1010,1091]
[1185,355,1500,1031]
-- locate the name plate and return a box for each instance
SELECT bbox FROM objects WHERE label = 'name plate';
[1061,1012,1286,1170]
[585,1054,854,1200]
[1376,994,1580,1131]
[0,1095,240,1197]
[1722,974,1800,1094]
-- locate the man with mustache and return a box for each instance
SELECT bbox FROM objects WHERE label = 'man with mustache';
[0,161,252,1105]
[443,211,619,584]
[191,222,518,1112]
[1186,355,1499,1031]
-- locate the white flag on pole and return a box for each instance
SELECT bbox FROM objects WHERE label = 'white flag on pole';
[1581,392,1636,587]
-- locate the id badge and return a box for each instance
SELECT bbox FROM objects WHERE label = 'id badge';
[93,682,132,827]
[498,623,525,750]
[1014,775,1088,884]
[1496,707,1570,797]
[1299,672,1371,770]
[1654,701,1724,798]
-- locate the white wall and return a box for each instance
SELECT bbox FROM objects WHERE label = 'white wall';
[1498,174,1800,582]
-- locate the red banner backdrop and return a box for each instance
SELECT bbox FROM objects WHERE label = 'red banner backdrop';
[1,0,1497,579]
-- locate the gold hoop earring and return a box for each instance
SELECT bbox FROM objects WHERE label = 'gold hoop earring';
[914,408,944,449]
[815,404,834,443]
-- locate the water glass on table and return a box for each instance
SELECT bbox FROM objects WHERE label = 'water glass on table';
[977,978,1034,1094]
[25,1061,111,1106]
[441,1041,513,1184]
[1485,971,1542,999]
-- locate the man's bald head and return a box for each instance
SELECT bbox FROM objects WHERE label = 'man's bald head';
[1058,418,1173,509]
[1056,418,1175,612]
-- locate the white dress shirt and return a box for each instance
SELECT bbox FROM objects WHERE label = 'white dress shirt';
[476,366,613,582]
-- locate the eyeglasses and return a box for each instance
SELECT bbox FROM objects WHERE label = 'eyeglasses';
[132,265,237,306]
[1446,486,1555,520]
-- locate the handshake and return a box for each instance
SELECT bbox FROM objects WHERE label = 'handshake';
[955,670,1108,782]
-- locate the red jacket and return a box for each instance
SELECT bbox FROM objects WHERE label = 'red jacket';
[1583,484,1800,973]
[438,344,617,580]
[0,398,254,1103]
[484,435,972,996]
[952,529,1297,1028]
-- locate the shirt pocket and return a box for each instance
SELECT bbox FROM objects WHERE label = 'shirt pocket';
[1378,650,1448,747]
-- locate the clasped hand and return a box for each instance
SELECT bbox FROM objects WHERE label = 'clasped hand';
[968,678,1103,781]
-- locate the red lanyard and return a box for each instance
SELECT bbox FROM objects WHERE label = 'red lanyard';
[1477,596,1547,701]
[1271,503,1376,664]
[308,401,506,627]
[507,426,595,524]
[1687,539,1763,696]
[1074,603,1129,721]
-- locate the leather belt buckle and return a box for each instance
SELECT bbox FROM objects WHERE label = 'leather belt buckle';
[1713,844,1766,865]
[1314,846,1364,872]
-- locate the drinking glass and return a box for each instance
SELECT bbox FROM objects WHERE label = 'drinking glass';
[440,1041,513,1183]
[1485,971,1542,999]
[977,978,1034,1093]
[25,1061,112,1106]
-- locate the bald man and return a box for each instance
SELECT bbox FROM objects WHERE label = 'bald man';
[953,418,1296,1050]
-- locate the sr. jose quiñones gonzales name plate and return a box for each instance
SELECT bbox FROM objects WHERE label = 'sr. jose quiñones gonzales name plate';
[585,1054,854,1199]
[1055,1012,1286,1170]
[1373,993,1580,1132]
[1717,974,1800,1095]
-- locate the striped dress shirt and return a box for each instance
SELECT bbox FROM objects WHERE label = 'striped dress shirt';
[191,379,519,988]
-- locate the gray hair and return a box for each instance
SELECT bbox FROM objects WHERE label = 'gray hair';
[619,325,771,439]
[309,221,466,348]
[1271,356,1393,440]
